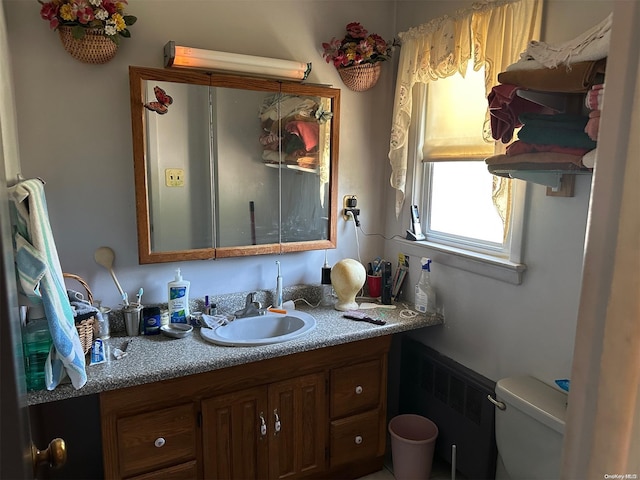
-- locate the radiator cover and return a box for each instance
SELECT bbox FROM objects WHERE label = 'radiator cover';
[399,337,497,479]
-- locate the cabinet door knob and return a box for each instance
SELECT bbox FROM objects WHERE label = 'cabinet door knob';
[354,435,363,445]
[274,409,281,435]
[355,385,363,394]
[154,437,166,448]
[259,413,267,437]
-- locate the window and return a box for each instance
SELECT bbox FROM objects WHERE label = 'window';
[389,1,540,284]
[412,63,526,282]
[427,161,504,248]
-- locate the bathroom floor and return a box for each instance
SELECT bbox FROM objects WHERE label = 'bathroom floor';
[358,456,464,480]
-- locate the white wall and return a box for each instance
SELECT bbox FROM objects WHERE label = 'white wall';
[388,1,613,386]
[4,0,614,389]
[3,0,393,306]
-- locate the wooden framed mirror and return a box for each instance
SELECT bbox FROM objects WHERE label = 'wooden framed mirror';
[129,66,340,264]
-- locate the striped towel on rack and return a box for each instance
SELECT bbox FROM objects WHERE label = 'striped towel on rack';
[10,179,87,390]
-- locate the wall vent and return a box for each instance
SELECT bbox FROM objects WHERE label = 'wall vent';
[399,337,497,479]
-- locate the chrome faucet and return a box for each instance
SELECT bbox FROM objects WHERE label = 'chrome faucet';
[234,292,265,318]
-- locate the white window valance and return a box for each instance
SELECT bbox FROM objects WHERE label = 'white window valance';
[388,0,542,217]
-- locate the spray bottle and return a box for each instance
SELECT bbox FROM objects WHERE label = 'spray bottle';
[414,258,436,314]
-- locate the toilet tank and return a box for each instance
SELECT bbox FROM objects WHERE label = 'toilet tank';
[494,376,568,480]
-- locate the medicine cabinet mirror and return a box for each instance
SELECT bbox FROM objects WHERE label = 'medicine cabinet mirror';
[129,66,340,264]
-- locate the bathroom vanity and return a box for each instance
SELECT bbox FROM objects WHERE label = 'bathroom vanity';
[101,336,389,479]
[27,305,443,479]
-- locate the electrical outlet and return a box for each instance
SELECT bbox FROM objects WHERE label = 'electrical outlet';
[165,168,185,187]
[343,194,358,221]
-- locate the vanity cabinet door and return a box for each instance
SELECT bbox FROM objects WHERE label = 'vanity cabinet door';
[268,372,327,479]
[201,386,269,480]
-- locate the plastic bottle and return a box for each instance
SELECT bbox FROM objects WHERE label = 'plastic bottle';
[168,268,190,324]
[22,318,53,391]
[320,251,334,307]
[414,258,436,314]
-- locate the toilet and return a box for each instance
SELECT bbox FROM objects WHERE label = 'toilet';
[492,375,568,480]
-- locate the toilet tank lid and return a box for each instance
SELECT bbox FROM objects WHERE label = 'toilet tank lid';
[496,376,568,434]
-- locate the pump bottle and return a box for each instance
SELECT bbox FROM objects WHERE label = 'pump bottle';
[168,268,190,324]
[414,258,436,314]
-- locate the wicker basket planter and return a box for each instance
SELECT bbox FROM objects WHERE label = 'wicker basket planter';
[58,26,118,64]
[337,63,381,92]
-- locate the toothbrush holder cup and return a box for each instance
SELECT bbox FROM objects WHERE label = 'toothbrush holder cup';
[123,304,143,336]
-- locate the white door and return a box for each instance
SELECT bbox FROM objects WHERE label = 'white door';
[0,126,34,478]
[0,1,66,475]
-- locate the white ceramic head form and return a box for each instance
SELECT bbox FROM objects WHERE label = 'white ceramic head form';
[330,259,366,311]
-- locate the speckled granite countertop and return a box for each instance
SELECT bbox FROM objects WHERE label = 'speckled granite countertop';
[27,288,443,406]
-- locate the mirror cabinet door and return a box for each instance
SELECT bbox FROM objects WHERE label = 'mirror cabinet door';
[213,86,281,257]
[130,66,340,264]
[145,80,213,253]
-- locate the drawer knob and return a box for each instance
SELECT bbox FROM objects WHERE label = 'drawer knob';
[355,435,363,445]
[154,437,166,448]
[355,385,363,395]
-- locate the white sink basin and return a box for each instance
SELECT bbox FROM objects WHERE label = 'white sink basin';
[200,311,316,346]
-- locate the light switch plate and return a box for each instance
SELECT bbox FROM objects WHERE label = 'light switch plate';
[165,168,184,187]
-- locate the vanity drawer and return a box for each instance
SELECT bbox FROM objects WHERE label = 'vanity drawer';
[330,409,380,467]
[330,359,381,418]
[128,460,197,480]
[117,403,197,478]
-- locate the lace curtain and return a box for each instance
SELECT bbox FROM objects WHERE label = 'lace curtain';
[388,0,542,217]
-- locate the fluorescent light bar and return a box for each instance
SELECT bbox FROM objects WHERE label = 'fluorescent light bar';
[164,41,311,81]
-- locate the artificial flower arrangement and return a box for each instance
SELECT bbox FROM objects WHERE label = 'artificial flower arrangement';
[322,22,394,68]
[39,0,137,44]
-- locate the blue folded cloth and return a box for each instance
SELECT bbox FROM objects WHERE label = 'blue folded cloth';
[67,289,100,321]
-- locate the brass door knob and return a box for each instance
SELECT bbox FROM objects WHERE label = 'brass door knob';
[31,438,67,473]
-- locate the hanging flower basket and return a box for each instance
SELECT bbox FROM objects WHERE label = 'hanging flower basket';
[57,27,118,64]
[337,63,381,92]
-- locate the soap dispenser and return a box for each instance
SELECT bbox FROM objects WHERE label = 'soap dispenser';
[168,268,190,324]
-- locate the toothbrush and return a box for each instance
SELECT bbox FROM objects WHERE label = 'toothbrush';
[136,287,143,306]
[275,260,283,309]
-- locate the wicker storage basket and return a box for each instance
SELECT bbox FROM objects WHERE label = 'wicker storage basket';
[63,273,96,354]
[57,26,118,64]
[337,63,381,92]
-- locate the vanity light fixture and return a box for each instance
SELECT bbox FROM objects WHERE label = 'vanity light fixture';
[163,41,311,81]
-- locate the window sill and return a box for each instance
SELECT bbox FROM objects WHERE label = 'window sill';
[394,237,526,285]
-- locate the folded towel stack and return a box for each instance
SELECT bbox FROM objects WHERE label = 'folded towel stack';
[486,13,610,173]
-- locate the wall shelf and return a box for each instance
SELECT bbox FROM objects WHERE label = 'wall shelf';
[490,168,592,197]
